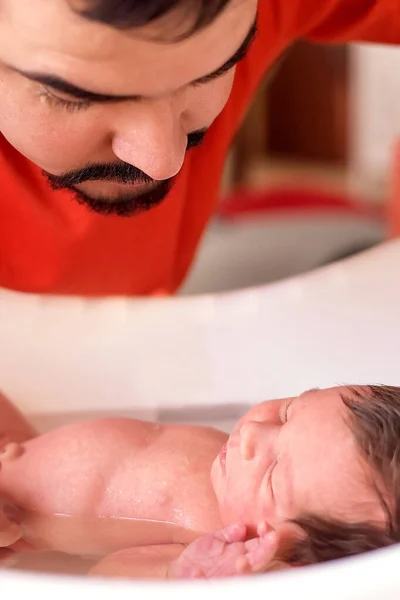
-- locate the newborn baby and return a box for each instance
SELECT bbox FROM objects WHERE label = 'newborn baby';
[0,384,398,580]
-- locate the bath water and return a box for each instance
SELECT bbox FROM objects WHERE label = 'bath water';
[7,512,198,576]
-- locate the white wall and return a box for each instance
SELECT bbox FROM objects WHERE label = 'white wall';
[349,44,400,201]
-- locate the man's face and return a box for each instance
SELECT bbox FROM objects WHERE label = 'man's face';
[0,0,258,215]
[211,387,387,534]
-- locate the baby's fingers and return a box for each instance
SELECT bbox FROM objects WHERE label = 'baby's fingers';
[213,523,247,544]
[0,510,21,548]
[245,531,278,572]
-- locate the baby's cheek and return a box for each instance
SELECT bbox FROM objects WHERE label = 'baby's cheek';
[219,482,248,525]
[221,485,267,529]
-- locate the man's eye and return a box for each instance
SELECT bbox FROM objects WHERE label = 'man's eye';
[40,88,91,112]
[191,66,233,88]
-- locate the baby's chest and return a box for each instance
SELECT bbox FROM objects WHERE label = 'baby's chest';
[99,455,220,535]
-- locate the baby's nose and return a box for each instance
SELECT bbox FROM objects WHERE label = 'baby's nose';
[239,421,265,461]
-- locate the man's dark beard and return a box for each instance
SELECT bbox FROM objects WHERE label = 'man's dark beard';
[46,163,173,217]
[44,128,207,217]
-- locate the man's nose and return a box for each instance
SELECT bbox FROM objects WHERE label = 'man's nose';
[111,99,187,181]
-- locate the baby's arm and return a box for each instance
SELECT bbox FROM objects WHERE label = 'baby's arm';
[0,391,37,447]
[89,523,280,580]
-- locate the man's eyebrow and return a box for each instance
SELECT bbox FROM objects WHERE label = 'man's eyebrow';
[9,18,258,104]
[10,69,141,104]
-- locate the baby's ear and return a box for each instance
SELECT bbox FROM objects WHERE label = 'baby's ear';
[0,442,23,461]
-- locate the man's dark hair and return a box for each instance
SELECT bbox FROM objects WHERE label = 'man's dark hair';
[73,0,232,38]
[284,385,400,566]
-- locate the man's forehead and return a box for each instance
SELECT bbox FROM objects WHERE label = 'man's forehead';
[2,0,255,58]
[2,0,136,62]
[0,0,257,96]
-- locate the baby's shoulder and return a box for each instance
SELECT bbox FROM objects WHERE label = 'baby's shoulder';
[39,417,159,453]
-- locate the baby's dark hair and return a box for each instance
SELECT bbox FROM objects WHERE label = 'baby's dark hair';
[285,385,400,565]
[70,0,231,39]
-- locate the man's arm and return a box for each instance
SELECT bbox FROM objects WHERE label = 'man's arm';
[267,0,400,46]
[301,0,400,45]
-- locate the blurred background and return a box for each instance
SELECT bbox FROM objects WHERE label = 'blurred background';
[180,42,400,295]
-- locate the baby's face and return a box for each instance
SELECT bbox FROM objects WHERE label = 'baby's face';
[211,386,385,532]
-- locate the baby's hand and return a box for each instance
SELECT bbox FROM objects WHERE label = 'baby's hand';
[168,522,279,580]
[0,444,24,555]
[0,510,21,551]
[0,445,23,549]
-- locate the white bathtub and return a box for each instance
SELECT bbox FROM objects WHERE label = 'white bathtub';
[0,239,400,598]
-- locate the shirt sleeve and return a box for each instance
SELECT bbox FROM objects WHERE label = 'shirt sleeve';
[277,0,400,45]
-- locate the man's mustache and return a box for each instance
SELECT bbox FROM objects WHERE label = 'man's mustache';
[47,162,153,188]
[46,128,207,189]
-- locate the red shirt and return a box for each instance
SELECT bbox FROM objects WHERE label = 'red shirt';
[1,0,399,296]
